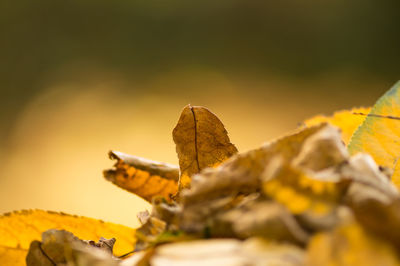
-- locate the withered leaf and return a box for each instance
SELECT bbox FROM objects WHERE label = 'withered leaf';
[0,209,135,265]
[173,105,238,189]
[104,151,179,202]
[26,229,118,266]
[177,124,330,235]
[344,154,400,249]
[215,200,310,244]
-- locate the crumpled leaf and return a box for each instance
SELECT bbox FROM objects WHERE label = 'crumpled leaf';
[26,229,118,266]
[215,200,310,244]
[177,124,330,235]
[173,105,238,190]
[307,219,400,266]
[104,151,179,202]
[304,107,370,145]
[0,209,135,265]
[150,238,304,266]
[181,124,326,204]
[133,198,191,251]
[343,154,400,249]
[348,81,400,187]
[291,125,349,172]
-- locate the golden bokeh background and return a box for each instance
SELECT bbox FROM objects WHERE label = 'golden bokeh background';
[1,1,399,227]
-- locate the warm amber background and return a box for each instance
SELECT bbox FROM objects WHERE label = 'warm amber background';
[1,1,399,227]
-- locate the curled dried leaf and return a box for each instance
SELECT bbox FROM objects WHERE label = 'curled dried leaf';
[173,105,238,190]
[26,230,118,266]
[104,151,179,202]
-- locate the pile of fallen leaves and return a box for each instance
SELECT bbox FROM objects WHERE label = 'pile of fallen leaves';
[3,81,400,265]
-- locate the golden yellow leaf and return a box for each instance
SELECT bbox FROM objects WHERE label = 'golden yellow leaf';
[104,151,179,202]
[307,221,400,266]
[304,107,370,145]
[0,246,27,266]
[0,209,136,265]
[173,105,238,189]
[348,81,400,188]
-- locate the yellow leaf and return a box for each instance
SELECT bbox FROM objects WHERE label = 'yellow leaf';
[104,151,179,202]
[304,107,370,145]
[307,221,400,266]
[0,246,27,266]
[0,209,136,265]
[348,81,400,187]
[173,105,238,190]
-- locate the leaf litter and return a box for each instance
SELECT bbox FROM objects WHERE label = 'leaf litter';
[4,82,400,265]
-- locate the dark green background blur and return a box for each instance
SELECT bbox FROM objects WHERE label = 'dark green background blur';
[1,1,399,226]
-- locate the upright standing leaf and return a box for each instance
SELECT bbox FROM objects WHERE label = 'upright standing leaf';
[348,81,400,187]
[173,105,237,189]
[104,151,179,202]
[0,209,136,265]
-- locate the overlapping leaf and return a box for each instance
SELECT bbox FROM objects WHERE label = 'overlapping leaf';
[104,151,179,202]
[304,107,370,144]
[349,81,400,187]
[0,209,135,265]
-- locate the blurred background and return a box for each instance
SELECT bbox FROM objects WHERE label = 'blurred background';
[1,0,399,227]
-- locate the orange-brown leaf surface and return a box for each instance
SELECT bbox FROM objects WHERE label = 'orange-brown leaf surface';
[304,107,370,144]
[173,105,238,189]
[0,209,136,265]
[104,151,179,202]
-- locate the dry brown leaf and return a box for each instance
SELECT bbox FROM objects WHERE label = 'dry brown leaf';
[173,105,238,190]
[343,154,400,249]
[104,151,179,202]
[215,200,309,244]
[0,209,135,265]
[304,107,370,145]
[26,229,118,266]
[291,125,348,172]
[307,220,400,266]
